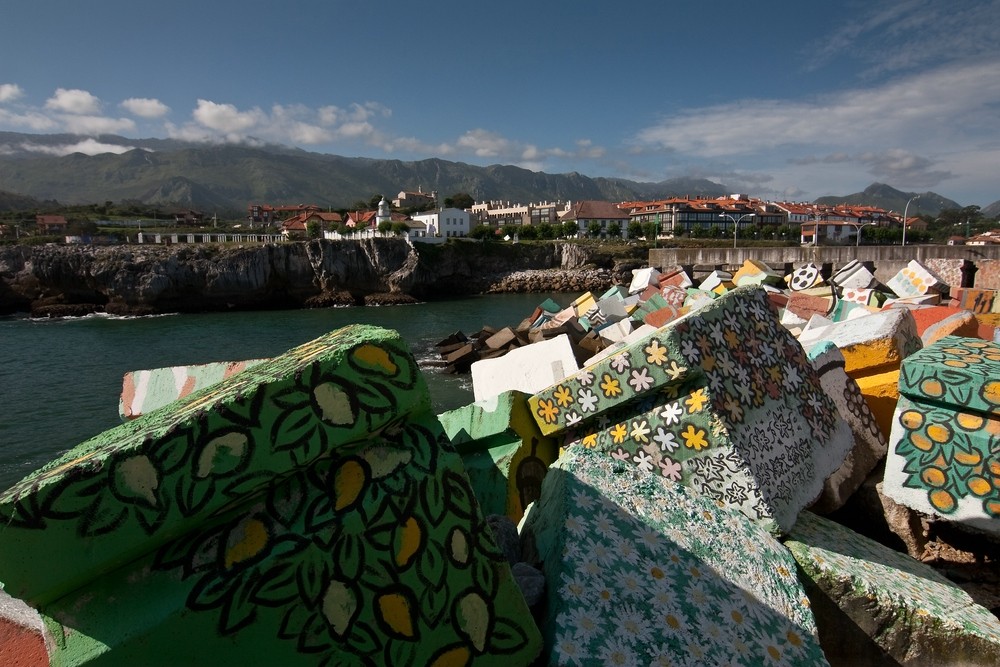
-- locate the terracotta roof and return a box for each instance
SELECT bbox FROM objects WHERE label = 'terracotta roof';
[564,200,630,220]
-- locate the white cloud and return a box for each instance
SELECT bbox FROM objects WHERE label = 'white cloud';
[0,83,24,103]
[121,97,170,118]
[192,99,264,133]
[60,115,137,135]
[18,138,137,156]
[45,88,102,115]
[0,108,57,131]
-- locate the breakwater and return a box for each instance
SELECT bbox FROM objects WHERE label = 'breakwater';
[649,244,1000,288]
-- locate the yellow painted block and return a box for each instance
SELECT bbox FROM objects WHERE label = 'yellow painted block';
[839,337,906,375]
[854,369,902,440]
[572,292,596,318]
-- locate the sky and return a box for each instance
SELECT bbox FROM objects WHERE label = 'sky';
[1,0,998,206]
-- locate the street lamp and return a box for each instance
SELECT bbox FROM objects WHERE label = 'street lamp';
[851,221,877,247]
[901,195,920,247]
[719,212,756,249]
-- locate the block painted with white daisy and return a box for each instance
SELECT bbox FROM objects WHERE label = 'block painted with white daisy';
[521,447,827,667]
[786,511,1000,665]
[529,286,855,534]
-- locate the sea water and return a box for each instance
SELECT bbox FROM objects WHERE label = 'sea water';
[0,292,564,491]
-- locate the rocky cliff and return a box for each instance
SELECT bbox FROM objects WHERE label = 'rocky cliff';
[0,240,642,317]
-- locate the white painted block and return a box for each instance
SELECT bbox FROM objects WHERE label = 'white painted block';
[471,334,580,402]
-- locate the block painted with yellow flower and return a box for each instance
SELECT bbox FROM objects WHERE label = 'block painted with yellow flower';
[542,287,855,534]
[885,336,1000,535]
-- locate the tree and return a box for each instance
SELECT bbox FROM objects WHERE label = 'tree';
[518,224,538,240]
[536,223,555,240]
[306,220,322,239]
[377,220,393,235]
[642,222,659,241]
[607,222,622,239]
[502,224,520,239]
[369,194,385,209]
[470,224,494,240]
[562,220,579,238]
[587,221,603,237]
[627,221,644,240]
[390,221,410,236]
[448,192,475,210]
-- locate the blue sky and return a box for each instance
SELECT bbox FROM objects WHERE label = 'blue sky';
[1,0,998,206]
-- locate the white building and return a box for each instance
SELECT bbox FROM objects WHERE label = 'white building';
[411,207,472,238]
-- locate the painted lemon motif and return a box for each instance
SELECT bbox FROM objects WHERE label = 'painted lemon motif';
[224,517,268,569]
[377,591,416,638]
[449,527,470,565]
[926,423,952,444]
[333,458,368,511]
[921,467,947,488]
[968,476,992,497]
[395,516,423,568]
[314,383,354,425]
[982,381,1000,407]
[429,645,472,667]
[456,591,490,653]
[114,455,160,506]
[920,378,945,398]
[353,344,398,374]
[899,410,924,430]
[956,412,985,431]
[322,580,358,636]
[929,488,957,514]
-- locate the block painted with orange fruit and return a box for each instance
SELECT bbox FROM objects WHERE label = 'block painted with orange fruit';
[884,336,1000,534]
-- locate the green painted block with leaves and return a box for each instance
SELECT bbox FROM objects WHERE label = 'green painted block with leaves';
[37,418,541,666]
[0,325,431,605]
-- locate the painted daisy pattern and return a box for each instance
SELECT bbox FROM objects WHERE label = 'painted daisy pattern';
[534,449,826,667]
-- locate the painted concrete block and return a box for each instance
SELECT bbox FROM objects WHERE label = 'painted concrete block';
[733,258,782,287]
[596,294,628,321]
[832,261,876,291]
[786,511,1000,665]
[904,304,981,346]
[951,287,996,314]
[923,257,968,289]
[788,263,823,291]
[887,259,950,298]
[659,283,688,308]
[521,447,826,667]
[595,318,634,344]
[883,336,1000,536]
[801,308,922,439]
[805,342,887,514]
[827,298,877,323]
[628,267,661,295]
[34,418,542,666]
[783,292,833,326]
[684,287,716,312]
[839,287,887,308]
[699,270,734,295]
[119,358,267,420]
[439,390,559,522]
[0,589,48,667]
[529,286,855,534]
[471,333,578,402]
[571,291,597,319]
[0,325,431,606]
[657,265,693,289]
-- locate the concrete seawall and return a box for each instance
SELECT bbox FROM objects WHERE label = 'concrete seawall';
[649,244,1000,288]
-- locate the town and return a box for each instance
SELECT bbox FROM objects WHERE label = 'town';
[8,190,1000,248]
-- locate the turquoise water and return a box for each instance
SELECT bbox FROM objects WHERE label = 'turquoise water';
[0,293,563,491]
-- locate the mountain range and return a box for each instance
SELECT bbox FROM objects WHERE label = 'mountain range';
[0,132,987,218]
